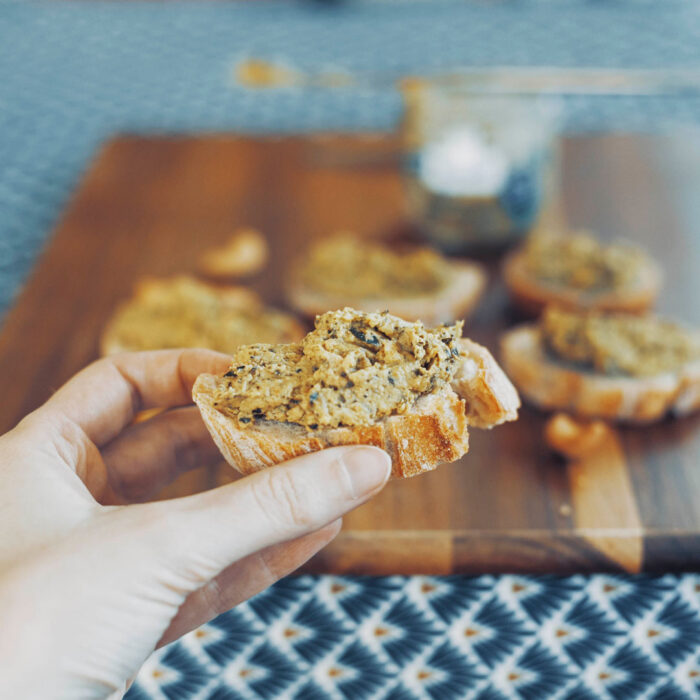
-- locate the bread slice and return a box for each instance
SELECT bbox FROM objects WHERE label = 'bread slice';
[288,260,487,327]
[502,248,662,316]
[101,276,303,356]
[286,233,486,325]
[193,338,519,479]
[501,325,700,424]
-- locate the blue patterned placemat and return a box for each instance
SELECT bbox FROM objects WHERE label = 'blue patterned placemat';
[2,3,700,698]
[128,574,700,699]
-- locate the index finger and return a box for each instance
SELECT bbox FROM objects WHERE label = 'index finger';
[35,349,232,446]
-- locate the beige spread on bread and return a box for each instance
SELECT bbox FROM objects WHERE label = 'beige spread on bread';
[102,276,301,355]
[524,232,650,292]
[195,308,519,477]
[211,308,463,429]
[542,307,700,377]
[298,235,450,298]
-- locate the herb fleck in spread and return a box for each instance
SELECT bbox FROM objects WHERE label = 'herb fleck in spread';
[542,307,700,377]
[524,232,651,292]
[214,308,463,429]
[299,234,451,298]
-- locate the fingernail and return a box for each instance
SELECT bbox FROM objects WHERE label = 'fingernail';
[340,447,391,499]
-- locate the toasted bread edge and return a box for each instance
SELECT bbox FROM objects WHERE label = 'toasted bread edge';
[502,250,662,316]
[501,324,700,424]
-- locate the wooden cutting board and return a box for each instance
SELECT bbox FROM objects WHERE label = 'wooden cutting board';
[1,132,699,575]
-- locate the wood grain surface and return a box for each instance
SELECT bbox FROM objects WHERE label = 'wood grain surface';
[0,132,698,574]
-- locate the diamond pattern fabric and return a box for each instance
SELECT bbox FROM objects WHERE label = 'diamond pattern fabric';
[128,575,700,699]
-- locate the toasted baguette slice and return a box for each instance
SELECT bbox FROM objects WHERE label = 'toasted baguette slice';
[101,276,303,356]
[288,260,487,327]
[194,339,519,479]
[502,248,662,316]
[501,325,700,424]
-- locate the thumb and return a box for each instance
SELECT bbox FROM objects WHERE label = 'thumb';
[122,445,391,590]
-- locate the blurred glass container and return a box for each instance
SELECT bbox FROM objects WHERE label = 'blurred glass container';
[401,81,561,253]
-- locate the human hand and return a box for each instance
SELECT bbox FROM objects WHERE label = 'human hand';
[0,349,391,699]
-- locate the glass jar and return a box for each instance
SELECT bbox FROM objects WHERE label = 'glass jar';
[401,81,561,253]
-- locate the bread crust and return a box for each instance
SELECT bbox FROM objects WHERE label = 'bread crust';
[198,228,269,279]
[453,338,521,429]
[286,260,487,326]
[502,249,662,316]
[501,325,700,424]
[544,413,610,458]
[193,339,518,478]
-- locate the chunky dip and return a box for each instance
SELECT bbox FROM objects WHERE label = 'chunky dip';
[212,308,463,429]
[542,307,700,377]
[107,277,299,353]
[524,232,650,292]
[299,234,451,298]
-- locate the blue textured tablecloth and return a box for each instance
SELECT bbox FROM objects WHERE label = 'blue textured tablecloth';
[2,2,700,698]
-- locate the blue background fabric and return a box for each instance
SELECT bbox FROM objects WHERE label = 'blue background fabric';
[2,0,700,320]
[1,1,700,698]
